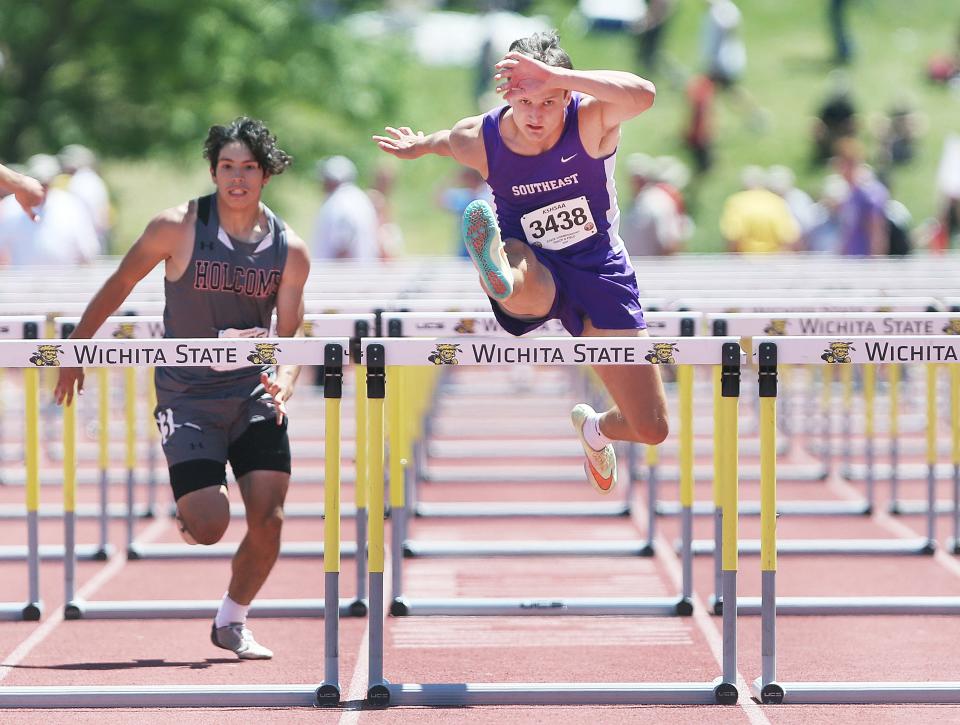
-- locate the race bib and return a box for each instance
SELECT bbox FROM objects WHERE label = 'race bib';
[520,196,597,251]
[212,326,268,371]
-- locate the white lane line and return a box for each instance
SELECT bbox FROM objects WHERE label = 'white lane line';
[0,516,170,682]
[630,499,771,725]
[828,475,960,580]
[338,543,391,725]
[336,626,369,725]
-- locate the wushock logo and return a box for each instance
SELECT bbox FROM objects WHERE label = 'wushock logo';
[428,343,461,365]
[29,344,63,367]
[247,342,281,365]
[820,341,855,363]
[643,342,679,365]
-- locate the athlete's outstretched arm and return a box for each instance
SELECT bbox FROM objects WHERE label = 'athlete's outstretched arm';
[495,52,655,126]
[0,163,45,221]
[53,207,186,405]
[262,228,310,425]
[373,116,487,174]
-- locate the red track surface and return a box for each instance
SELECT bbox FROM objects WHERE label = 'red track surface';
[2,367,960,723]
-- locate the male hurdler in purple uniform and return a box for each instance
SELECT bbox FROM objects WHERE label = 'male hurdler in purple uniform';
[374,32,668,493]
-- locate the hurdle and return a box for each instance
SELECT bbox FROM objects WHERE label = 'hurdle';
[751,336,960,704]
[1,335,361,623]
[0,335,346,708]
[692,312,958,564]
[389,316,710,567]
[743,335,960,636]
[47,314,369,565]
[363,337,740,704]
[385,312,699,520]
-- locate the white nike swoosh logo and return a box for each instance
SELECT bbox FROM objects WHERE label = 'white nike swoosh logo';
[561,154,577,163]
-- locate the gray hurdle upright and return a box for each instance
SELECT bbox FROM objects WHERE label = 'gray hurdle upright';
[364,335,741,705]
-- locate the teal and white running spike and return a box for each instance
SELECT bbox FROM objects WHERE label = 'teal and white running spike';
[462,199,513,301]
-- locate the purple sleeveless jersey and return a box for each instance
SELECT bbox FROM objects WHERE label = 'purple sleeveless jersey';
[481,93,646,336]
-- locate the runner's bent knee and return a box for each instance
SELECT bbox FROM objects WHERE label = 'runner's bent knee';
[175,481,230,545]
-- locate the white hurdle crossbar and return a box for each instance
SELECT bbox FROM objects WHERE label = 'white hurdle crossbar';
[363,336,742,706]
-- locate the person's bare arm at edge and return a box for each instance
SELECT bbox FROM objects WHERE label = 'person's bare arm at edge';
[0,163,45,221]
[495,52,656,154]
[373,117,488,178]
[53,204,190,406]
[260,227,310,426]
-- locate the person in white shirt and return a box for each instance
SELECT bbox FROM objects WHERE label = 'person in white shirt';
[0,154,99,266]
[309,155,380,261]
[58,144,111,250]
[621,153,692,257]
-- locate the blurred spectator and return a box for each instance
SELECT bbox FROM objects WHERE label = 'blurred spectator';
[885,199,912,256]
[926,21,960,87]
[58,144,111,251]
[832,138,889,256]
[621,153,693,257]
[700,0,767,130]
[683,74,715,175]
[827,0,853,65]
[719,165,800,254]
[927,134,960,252]
[0,161,45,220]
[811,71,858,166]
[634,0,677,76]
[367,161,404,260]
[437,166,494,257]
[0,154,99,266]
[766,164,816,239]
[803,174,848,253]
[310,155,380,261]
[870,102,927,183]
[702,0,745,89]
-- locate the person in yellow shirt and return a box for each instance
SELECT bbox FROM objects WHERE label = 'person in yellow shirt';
[720,165,800,253]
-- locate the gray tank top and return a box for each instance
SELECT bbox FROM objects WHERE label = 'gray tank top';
[155,193,288,393]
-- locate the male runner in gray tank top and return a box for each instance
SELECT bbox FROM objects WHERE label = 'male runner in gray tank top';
[54,118,311,660]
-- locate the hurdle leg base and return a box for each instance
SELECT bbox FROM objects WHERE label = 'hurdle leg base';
[92,548,110,562]
[711,596,723,615]
[367,683,390,706]
[675,598,694,616]
[638,543,655,557]
[390,598,410,617]
[316,683,340,706]
[63,601,83,620]
[401,544,414,559]
[139,509,155,520]
[126,545,142,561]
[348,599,368,617]
[21,602,42,621]
[754,680,785,704]
[712,678,739,704]
[921,540,937,555]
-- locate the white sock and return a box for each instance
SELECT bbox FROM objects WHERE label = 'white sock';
[215,593,250,628]
[583,412,612,451]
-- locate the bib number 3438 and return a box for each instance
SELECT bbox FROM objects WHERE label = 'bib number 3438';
[520,196,596,251]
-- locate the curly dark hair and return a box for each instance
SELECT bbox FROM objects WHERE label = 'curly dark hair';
[508,31,573,70]
[203,117,292,176]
